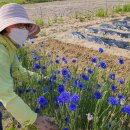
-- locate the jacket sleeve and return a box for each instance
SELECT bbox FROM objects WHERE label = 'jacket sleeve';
[0,45,37,127]
[12,53,41,82]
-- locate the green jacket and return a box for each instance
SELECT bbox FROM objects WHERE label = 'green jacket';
[0,34,38,127]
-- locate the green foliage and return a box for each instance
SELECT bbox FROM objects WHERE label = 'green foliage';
[95,9,107,17]
[79,15,85,22]
[123,4,130,12]
[35,18,45,27]
[114,5,122,13]
[40,31,46,36]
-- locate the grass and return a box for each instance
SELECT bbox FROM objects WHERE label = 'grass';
[95,9,107,17]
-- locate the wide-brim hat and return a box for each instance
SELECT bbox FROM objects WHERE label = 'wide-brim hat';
[0,3,40,38]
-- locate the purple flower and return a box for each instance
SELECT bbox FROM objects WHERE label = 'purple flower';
[58,92,70,103]
[71,94,80,103]
[69,104,77,111]
[42,66,46,69]
[32,88,37,93]
[110,85,116,92]
[118,58,124,64]
[55,59,60,64]
[97,84,102,89]
[119,79,124,85]
[121,106,130,115]
[37,96,47,106]
[65,117,70,123]
[34,107,40,113]
[99,48,104,53]
[99,61,107,69]
[72,59,77,63]
[32,63,40,70]
[58,85,65,93]
[91,57,98,63]
[63,128,69,130]
[108,97,118,106]
[109,74,115,80]
[118,94,125,99]
[62,68,69,76]
[81,74,89,81]
[94,91,102,99]
[88,68,93,74]
[33,56,39,61]
[43,87,49,93]
[78,82,84,89]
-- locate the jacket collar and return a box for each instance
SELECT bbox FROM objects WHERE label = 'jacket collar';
[0,34,18,52]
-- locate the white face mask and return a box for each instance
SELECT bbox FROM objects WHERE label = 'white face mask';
[8,27,29,46]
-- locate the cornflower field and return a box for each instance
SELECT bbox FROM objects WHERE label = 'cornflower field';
[5,37,130,130]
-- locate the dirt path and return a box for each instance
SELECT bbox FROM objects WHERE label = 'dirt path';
[22,0,130,20]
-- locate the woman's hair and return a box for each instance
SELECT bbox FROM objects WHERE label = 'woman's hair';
[0,29,7,35]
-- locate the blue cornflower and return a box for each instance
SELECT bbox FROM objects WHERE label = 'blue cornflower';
[72,59,77,63]
[97,84,102,89]
[42,66,46,69]
[88,68,93,74]
[69,104,77,111]
[73,78,80,87]
[56,54,59,58]
[99,61,107,69]
[18,88,24,95]
[38,80,42,85]
[31,50,36,54]
[43,87,49,93]
[62,57,66,61]
[65,117,70,123]
[54,70,60,74]
[17,123,21,129]
[64,60,68,64]
[108,97,118,106]
[109,74,115,80]
[34,107,40,113]
[67,73,72,80]
[99,48,104,53]
[33,56,39,61]
[58,92,70,103]
[62,68,69,76]
[118,58,124,64]
[71,94,80,103]
[110,85,116,92]
[32,63,40,70]
[81,74,89,81]
[12,116,15,120]
[32,88,37,93]
[50,75,57,82]
[55,59,60,64]
[48,53,51,57]
[91,57,98,63]
[121,106,130,115]
[119,79,124,84]
[41,70,45,74]
[94,91,102,99]
[118,94,125,99]
[58,85,65,93]
[63,128,69,130]
[78,82,84,89]
[37,96,47,106]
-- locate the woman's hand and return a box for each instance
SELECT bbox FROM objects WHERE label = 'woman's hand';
[33,116,58,130]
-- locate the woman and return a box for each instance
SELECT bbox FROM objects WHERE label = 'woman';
[0,3,58,130]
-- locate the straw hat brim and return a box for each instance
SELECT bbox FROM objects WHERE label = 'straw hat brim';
[0,17,40,38]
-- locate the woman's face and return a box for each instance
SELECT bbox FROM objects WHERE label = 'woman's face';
[5,23,31,34]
